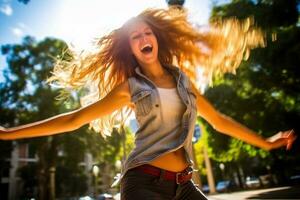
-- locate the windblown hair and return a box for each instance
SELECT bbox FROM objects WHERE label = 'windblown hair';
[48,7,265,136]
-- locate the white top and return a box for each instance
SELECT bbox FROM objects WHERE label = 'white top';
[157,87,186,132]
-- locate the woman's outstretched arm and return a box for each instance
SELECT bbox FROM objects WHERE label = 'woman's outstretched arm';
[0,81,131,140]
[191,84,296,151]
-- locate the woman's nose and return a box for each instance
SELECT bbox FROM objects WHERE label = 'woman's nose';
[140,34,148,42]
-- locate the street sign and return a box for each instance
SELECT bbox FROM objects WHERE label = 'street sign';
[193,124,201,143]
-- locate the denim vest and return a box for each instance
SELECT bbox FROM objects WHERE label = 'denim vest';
[121,64,198,179]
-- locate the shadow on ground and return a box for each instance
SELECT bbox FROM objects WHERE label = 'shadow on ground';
[247,185,300,199]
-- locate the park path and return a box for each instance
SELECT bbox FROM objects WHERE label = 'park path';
[207,186,300,200]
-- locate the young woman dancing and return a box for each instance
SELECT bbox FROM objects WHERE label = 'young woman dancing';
[0,7,296,200]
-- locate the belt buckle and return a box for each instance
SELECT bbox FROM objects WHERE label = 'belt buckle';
[176,167,193,184]
[176,172,181,184]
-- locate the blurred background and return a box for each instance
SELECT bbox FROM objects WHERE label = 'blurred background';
[0,0,299,199]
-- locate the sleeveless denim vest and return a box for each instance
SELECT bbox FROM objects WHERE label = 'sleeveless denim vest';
[121,64,198,179]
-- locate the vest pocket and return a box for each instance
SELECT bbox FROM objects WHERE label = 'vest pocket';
[132,90,153,116]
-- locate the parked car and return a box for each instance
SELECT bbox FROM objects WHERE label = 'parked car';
[216,180,236,193]
[113,193,120,200]
[79,196,94,200]
[290,175,300,185]
[57,196,94,200]
[201,184,210,194]
[259,174,276,187]
[245,176,261,189]
[97,193,114,200]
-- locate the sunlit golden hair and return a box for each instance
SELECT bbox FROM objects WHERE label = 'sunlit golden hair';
[48,7,265,136]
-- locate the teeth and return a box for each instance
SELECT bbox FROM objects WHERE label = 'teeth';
[141,44,152,51]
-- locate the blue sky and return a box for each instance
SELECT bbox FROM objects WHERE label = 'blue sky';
[0,0,212,81]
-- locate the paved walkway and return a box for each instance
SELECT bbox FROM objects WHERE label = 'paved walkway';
[207,186,300,200]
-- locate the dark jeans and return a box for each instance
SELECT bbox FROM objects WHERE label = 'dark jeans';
[121,167,208,200]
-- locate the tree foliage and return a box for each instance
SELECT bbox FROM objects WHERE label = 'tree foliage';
[0,35,135,198]
[0,36,90,199]
[202,0,300,180]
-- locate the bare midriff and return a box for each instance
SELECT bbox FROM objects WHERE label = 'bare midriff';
[149,147,189,172]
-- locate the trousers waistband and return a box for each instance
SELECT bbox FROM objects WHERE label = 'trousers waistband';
[134,164,193,184]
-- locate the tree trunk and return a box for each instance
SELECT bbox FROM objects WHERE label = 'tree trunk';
[192,145,202,188]
[49,166,56,200]
[203,147,216,194]
[37,142,47,200]
[48,137,59,200]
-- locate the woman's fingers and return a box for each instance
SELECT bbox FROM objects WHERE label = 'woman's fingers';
[285,129,296,150]
[267,129,297,150]
[279,129,296,150]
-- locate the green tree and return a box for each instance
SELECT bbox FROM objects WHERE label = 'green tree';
[85,126,134,193]
[0,36,90,199]
[1,35,136,198]
[202,0,300,183]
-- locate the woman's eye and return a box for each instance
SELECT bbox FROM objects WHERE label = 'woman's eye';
[145,32,152,35]
[132,34,141,40]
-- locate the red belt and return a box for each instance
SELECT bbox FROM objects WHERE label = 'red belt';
[134,164,193,184]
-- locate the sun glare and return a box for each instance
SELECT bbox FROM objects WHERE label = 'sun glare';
[54,0,166,51]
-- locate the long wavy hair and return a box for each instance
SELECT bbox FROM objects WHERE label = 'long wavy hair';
[48,7,265,136]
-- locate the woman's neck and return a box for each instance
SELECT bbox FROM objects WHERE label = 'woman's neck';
[139,61,166,79]
[138,61,176,88]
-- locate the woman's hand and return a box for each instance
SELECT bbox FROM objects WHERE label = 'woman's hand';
[267,129,297,150]
[191,82,297,151]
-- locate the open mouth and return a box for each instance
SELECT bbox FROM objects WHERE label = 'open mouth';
[141,44,153,54]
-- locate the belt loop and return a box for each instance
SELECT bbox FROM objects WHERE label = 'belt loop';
[158,169,166,182]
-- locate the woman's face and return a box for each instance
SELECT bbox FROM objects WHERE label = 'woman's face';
[128,20,158,66]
